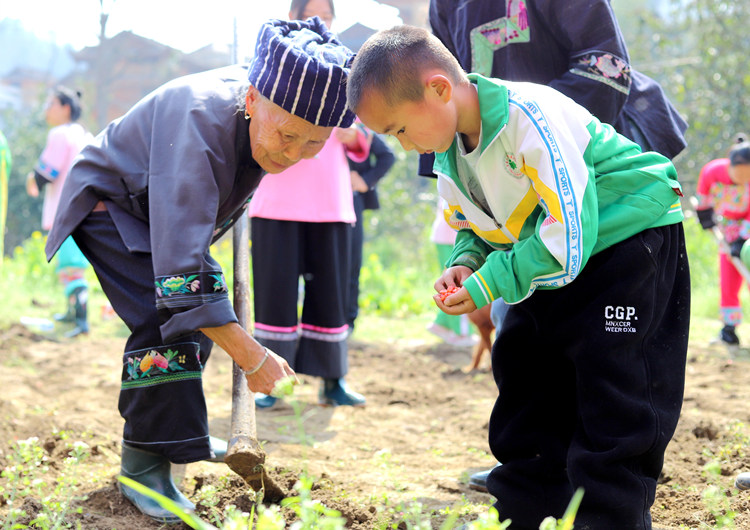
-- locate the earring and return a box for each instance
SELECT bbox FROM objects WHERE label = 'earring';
[245,110,250,120]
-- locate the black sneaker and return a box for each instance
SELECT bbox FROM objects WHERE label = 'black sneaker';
[721,325,740,345]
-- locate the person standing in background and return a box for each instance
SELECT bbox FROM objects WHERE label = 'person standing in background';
[694,137,750,345]
[249,0,372,409]
[347,132,395,333]
[26,86,93,338]
[425,0,689,494]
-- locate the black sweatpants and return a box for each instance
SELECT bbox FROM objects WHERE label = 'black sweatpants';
[486,224,690,530]
[73,211,214,464]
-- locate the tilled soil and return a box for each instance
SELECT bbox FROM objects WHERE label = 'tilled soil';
[2,322,750,528]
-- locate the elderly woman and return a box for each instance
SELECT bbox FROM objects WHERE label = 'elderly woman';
[45,17,355,522]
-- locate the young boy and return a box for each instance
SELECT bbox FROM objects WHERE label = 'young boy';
[347,26,690,530]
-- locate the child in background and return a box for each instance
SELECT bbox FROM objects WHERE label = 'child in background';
[347,26,690,529]
[26,86,93,337]
[695,136,750,345]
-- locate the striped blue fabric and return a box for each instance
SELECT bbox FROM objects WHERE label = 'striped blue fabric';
[248,17,356,128]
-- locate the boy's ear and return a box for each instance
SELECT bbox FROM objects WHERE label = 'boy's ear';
[426,74,453,103]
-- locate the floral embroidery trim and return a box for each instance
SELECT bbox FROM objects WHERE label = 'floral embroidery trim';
[122,344,202,389]
[155,271,228,298]
[127,348,184,378]
[570,52,631,94]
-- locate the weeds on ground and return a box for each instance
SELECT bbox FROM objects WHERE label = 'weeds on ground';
[698,420,750,529]
[0,370,584,529]
[110,374,583,529]
[700,449,738,529]
[0,436,91,530]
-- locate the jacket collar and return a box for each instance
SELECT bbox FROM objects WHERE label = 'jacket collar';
[433,73,510,189]
[470,73,510,150]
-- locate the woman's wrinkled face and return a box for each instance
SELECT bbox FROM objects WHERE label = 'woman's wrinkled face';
[245,87,333,174]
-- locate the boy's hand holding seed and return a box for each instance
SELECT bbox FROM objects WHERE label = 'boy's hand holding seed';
[433,265,477,315]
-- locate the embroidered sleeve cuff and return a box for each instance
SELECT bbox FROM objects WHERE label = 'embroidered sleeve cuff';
[155,270,237,342]
[569,51,631,95]
[155,270,229,305]
[160,298,239,343]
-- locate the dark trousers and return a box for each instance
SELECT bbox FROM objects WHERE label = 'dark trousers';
[487,224,690,530]
[72,211,213,464]
[347,193,365,329]
[251,217,351,378]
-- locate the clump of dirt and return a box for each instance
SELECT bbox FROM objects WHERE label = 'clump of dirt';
[190,470,377,529]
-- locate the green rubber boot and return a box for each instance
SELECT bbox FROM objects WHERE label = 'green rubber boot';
[118,443,195,523]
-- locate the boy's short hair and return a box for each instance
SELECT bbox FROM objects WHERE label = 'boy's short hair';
[346,25,466,112]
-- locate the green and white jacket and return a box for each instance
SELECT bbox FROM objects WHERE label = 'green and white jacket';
[435,74,684,309]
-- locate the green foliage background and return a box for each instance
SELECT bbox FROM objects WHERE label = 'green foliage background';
[612,0,750,198]
[1,101,46,252]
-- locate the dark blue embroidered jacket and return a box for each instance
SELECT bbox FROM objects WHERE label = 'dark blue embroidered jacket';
[426,0,687,160]
[45,65,265,342]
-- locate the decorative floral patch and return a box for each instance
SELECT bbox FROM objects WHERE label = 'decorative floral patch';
[121,343,204,389]
[571,52,631,94]
[210,273,227,292]
[154,271,228,299]
[470,1,530,75]
[126,348,185,380]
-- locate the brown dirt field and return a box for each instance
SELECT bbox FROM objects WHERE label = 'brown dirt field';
[2,321,750,529]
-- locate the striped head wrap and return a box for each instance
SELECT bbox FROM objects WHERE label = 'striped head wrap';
[248,17,356,128]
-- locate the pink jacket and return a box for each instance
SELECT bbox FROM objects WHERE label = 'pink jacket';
[35,123,91,230]
[247,128,369,223]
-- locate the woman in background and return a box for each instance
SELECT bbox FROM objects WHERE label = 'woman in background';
[26,86,92,337]
[249,0,372,408]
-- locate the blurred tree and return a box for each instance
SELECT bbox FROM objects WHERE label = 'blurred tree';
[0,101,47,256]
[362,138,437,269]
[0,129,10,263]
[94,0,114,132]
[613,0,750,198]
